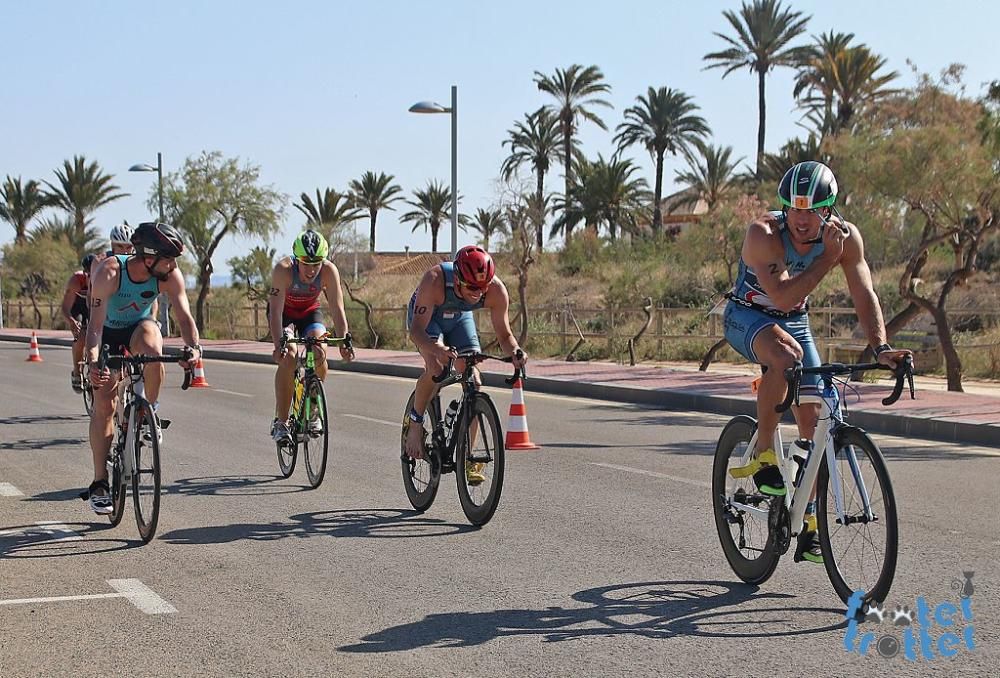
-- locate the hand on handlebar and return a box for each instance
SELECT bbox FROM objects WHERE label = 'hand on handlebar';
[511,347,527,370]
[876,348,912,370]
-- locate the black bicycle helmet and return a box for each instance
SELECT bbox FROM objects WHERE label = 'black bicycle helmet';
[131,222,185,258]
[778,161,838,211]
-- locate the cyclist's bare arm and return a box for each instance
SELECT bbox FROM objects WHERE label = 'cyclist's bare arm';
[485,276,522,360]
[160,267,200,354]
[268,260,292,352]
[839,223,888,350]
[84,257,120,365]
[743,215,837,313]
[60,274,82,325]
[408,266,447,354]
[321,261,349,338]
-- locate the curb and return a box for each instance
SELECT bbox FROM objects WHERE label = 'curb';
[5,332,998,449]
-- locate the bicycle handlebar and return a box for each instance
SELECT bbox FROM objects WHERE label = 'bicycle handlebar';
[432,348,526,386]
[100,345,196,391]
[279,332,354,352]
[776,355,915,412]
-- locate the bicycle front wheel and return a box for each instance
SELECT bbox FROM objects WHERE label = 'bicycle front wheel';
[817,427,898,606]
[302,377,329,489]
[132,403,161,543]
[82,381,95,417]
[108,445,127,528]
[400,392,441,512]
[712,416,781,585]
[455,393,505,527]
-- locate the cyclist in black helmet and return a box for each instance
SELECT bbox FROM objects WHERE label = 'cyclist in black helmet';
[722,161,911,563]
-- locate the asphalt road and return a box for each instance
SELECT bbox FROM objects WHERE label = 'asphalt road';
[1,341,997,677]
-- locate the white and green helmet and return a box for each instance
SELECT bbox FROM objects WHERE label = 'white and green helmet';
[778,161,838,210]
[292,229,328,262]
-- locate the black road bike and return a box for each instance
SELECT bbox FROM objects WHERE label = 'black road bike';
[401,349,524,527]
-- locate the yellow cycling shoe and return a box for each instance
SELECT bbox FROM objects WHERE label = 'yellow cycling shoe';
[465,461,487,486]
[729,449,778,479]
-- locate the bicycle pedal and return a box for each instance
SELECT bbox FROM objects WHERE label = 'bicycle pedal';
[159,418,172,430]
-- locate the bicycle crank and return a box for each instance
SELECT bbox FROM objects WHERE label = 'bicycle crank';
[767,497,791,556]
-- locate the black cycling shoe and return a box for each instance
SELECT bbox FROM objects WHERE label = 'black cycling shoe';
[753,464,786,496]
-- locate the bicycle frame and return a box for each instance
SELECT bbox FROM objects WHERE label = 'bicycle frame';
[280,332,351,423]
[727,377,865,538]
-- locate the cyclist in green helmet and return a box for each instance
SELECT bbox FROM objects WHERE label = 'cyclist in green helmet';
[722,161,911,563]
[267,229,354,443]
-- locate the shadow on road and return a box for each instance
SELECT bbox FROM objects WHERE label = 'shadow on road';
[0,414,85,426]
[160,508,477,545]
[0,520,139,559]
[339,580,846,652]
[165,474,311,497]
[0,437,88,451]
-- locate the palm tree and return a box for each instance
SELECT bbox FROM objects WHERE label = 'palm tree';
[293,188,364,245]
[674,141,747,211]
[0,176,50,244]
[400,180,458,252]
[553,155,651,242]
[43,155,127,247]
[534,64,613,238]
[30,215,102,256]
[348,171,403,252]
[500,108,565,249]
[462,208,507,250]
[703,0,812,174]
[794,35,899,135]
[614,87,710,234]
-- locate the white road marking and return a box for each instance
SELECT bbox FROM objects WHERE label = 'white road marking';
[590,462,712,489]
[33,521,83,541]
[344,414,400,427]
[0,521,83,541]
[0,482,24,496]
[0,580,175,615]
[213,388,253,398]
[107,579,178,614]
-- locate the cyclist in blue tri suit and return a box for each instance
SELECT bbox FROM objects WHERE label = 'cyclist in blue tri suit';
[403,246,527,477]
[83,222,202,514]
[723,161,910,563]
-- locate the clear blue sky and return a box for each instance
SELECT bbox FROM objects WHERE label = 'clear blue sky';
[2,1,995,276]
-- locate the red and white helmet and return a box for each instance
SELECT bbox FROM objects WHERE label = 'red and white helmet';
[453,245,495,291]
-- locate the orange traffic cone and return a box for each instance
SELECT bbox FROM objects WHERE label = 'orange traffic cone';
[504,378,540,450]
[189,358,211,387]
[25,332,43,362]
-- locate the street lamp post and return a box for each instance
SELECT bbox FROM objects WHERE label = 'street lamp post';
[129,152,169,335]
[409,85,458,258]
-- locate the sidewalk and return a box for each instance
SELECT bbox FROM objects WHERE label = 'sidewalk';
[5,329,999,449]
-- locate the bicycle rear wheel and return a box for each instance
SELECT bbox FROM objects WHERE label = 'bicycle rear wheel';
[400,391,441,512]
[455,393,505,527]
[108,444,127,528]
[302,377,329,489]
[817,427,898,606]
[132,403,161,543]
[712,416,781,585]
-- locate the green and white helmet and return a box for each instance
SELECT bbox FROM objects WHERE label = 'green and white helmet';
[778,161,838,210]
[292,229,328,262]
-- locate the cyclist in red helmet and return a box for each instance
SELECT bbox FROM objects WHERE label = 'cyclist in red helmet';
[404,245,527,466]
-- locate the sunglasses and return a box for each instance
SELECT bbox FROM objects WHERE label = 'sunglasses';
[455,276,488,294]
[297,257,324,265]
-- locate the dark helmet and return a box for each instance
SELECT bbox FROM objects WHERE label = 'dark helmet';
[131,222,185,258]
[453,245,495,291]
[81,254,97,271]
[778,161,838,211]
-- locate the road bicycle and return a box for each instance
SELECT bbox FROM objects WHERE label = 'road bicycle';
[400,349,523,527]
[101,345,193,543]
[275,332,353,489]
[712,357,914,607]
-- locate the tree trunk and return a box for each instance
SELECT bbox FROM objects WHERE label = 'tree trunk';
[431,224,438,253]
[535,168,545,251]
[563,124,573,241]
[369,210,377,252]
[517,271,529,346]
[931,306,964,391]
[652,150,664,235]
[756,69,766,177]
[195,261,212,333]
[699,338,729,371]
